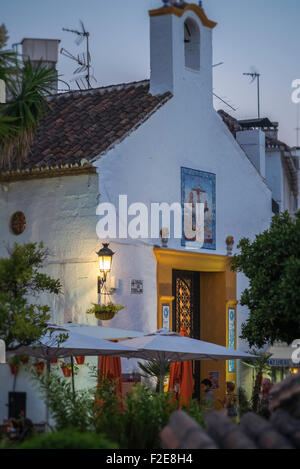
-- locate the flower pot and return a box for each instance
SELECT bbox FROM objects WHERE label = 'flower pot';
[20,356,29,365]
[34,362,45,375]
[75,356,85,365]
[50,359,58,364]
[61,366,72,378]
[95,310,115,321]
[87,303,125,321]
[9,364,20,376]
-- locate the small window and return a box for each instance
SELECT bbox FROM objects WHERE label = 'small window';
[184,18,200,71]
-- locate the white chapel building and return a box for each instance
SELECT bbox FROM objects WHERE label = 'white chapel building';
[1,1,296,421]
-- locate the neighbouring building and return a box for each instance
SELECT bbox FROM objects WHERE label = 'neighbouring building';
[2,1,296,422]
[218,112,300,392]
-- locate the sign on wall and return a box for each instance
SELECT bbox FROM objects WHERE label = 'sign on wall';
[181,167,216,250]
[131,280,143,294]
[162,304,170,331]
[228,308,236,373]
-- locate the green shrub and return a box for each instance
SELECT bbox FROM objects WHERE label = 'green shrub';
[17,428,118,450]
[120,385,177,449]
[33,372,96,432]
[33,368,205,449]
[95,383,205,449]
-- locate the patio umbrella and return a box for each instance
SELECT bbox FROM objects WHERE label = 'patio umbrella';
[49,323,144,341]
[168,327,194,405]
[123,329,256,393]
[15,330,136,424]
[16,329,137,361]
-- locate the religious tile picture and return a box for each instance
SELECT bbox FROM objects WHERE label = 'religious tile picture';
[181,167,216,250]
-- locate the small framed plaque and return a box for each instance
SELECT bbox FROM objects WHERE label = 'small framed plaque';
[131,280,143,295]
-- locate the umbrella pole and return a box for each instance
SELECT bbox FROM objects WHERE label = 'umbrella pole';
[46,359,50,428]
[71,356,75,396]
[159,359,165,394]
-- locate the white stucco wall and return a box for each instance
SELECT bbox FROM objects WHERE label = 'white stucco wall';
[236,130,266,178]
[0,172,100,324]
[0,172,100,423]
[265,149,298,214]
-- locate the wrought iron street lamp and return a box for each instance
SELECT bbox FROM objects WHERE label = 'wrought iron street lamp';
[97,243,115,291]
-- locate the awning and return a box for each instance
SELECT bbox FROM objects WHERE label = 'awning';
[267,344,300,367]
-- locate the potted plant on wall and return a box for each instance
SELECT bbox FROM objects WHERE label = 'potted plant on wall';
[75,356,85,365]
[19,354,29,365]
[8,355,21,376]
[86,303,125,321]
[61,362,73,378]
[34,361,45,375]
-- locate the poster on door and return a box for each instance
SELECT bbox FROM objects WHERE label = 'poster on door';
[208,371,220,390]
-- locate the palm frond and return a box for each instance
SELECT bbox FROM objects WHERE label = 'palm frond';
[138,360,170,379]
[0,49,18,82]
[1,59,57,167]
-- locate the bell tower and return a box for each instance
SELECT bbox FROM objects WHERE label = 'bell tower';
[149,1,217,105]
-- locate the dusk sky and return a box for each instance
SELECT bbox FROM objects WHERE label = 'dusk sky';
[2,0,300,145]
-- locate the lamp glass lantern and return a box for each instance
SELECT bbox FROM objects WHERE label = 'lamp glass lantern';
[97,243,114,287]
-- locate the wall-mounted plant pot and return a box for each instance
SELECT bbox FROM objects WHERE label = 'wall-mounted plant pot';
[87,303,125,322]
[95,311,116,321]
[34,362,45,375]
[20,355,29,365]
[75,356,85,365]
[9,364,20,376]
[61,366,72,378]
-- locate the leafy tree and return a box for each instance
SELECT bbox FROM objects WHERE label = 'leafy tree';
[0,243,61,351]
[231,211,300,348]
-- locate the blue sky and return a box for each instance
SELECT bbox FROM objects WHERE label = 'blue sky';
[2,0,300,145]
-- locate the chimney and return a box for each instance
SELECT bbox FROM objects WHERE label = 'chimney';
[21,38,60,90]
[236,129,266,178]
[149,2,217,101]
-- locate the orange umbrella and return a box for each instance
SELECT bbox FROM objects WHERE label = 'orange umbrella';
[168,327,194,406]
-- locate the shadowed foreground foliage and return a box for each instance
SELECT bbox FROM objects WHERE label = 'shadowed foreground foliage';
[30,370,205,449]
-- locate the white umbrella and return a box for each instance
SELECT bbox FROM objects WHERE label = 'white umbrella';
[123,329,256,393]
[15,329,136,425]
[49,322,144,341]
[16,329,136,361]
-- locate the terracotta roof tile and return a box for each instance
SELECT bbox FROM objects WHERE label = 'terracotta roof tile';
[3,80,171,172]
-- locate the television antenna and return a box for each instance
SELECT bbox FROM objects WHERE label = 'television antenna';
[243,69,261,118]
[212,61,236,111]
[61,21,95,89]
